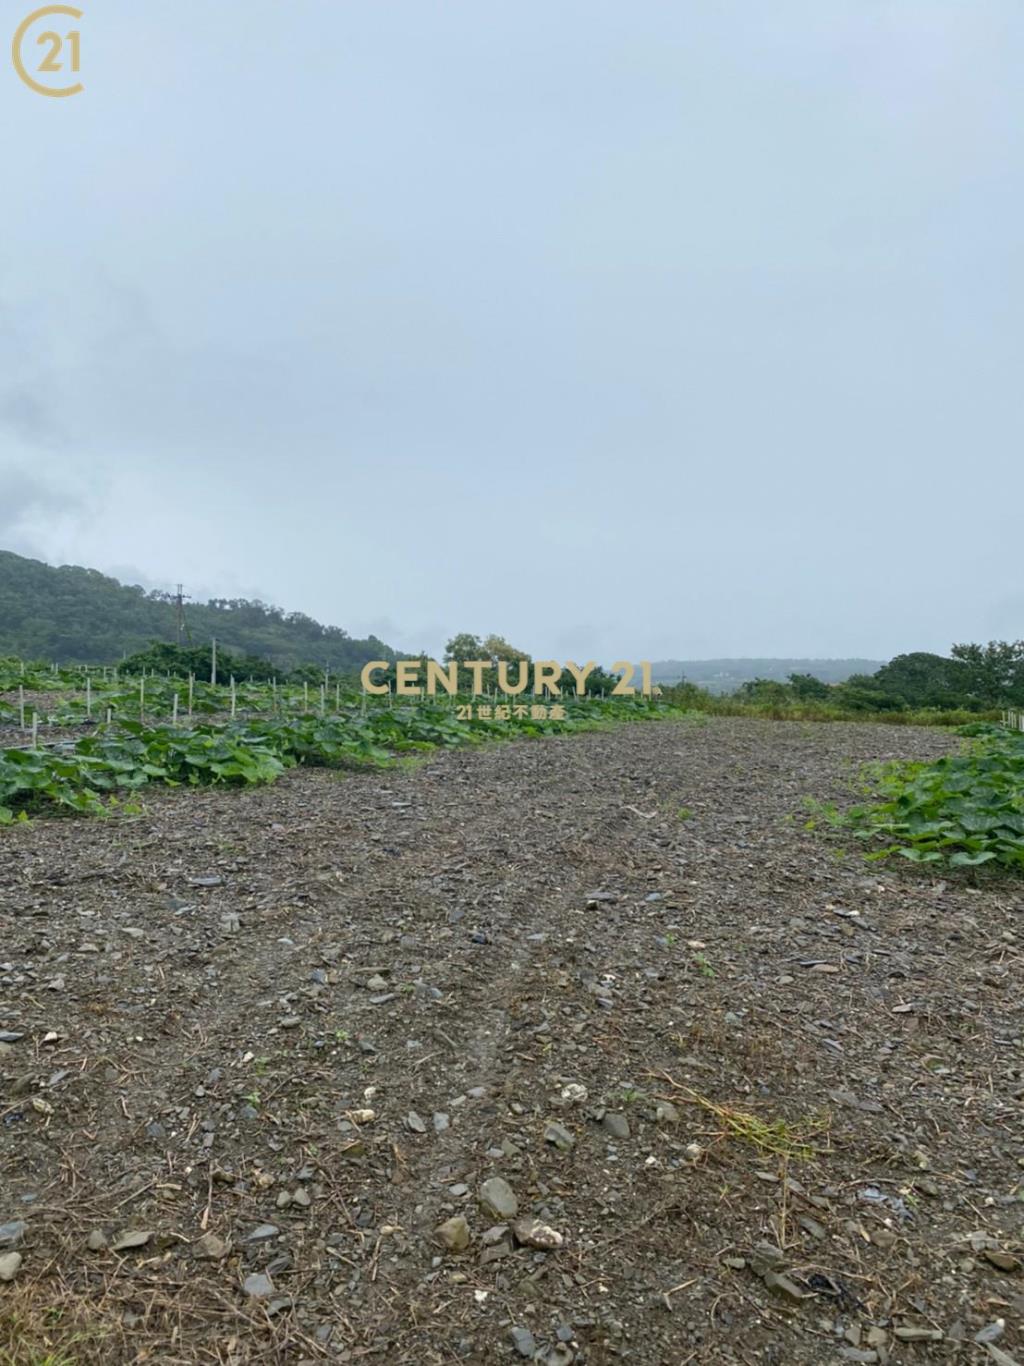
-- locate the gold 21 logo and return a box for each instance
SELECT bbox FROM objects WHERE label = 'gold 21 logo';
[12,5,82,97]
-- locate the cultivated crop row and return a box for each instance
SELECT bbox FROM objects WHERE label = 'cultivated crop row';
[0,695,674,824]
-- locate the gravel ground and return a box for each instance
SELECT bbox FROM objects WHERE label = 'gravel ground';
[1,716,1022,1365]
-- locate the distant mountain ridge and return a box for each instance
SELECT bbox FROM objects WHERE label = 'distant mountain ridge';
[651,658,884,693]
[0,549,395,671]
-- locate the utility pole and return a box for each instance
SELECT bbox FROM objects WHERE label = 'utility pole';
[174,583,192,645]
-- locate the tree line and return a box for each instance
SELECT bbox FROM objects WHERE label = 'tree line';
[730,642,1024,711]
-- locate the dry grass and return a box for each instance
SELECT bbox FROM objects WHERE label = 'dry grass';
[0,1267,322,1366]
[647,1070,831,1160]
[0,1276,116,1366]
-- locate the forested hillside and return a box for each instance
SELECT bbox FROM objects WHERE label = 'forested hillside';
[0,550,395,670]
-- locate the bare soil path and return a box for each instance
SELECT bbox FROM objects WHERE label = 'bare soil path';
[1,718,1022,1365]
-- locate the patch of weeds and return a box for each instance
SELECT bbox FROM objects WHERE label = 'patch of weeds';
[0,1281,116,1366]
[802,796,844,831]
[646,1071,829,1160]
[692,952,716,979]
[618,1086,646,1106]
[676,807,694,821]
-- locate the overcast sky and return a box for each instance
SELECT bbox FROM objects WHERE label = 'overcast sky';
[1,1,1021,661]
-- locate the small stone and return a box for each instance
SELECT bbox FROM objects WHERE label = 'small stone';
[839,1351,878,1364]
[975,1322,1006,1345]
[291,1187,311,1208]
[406,1111,427,1134]
[655,1101,680,1124]
[749,1242,786,1275]
[0,1252,22,1282]
[86,1229,107,1251]
[245,1223,279,1242]
[0,1221,26,1248]
[243,1272,274,1298]
[193,1232,228,1260]
[560,1083,588,1105]
[763,1270,809,1301]
[479,1177,518,1219]
[893,1327,944,1342]
[510,1326,537,1358]
[602,1112,631,1140]
[433,1112,450,1132]
[366,974,388,991]
[797,1214,825,1240]
[513,1217,564,1250]
[543,1120,575,1150]
[983,1249,1021,1273]
[435,1216,471,1252]
[0,1032,23,1044]
[110,1230,152,1252]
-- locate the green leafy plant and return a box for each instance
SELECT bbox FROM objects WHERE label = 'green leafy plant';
[0,690,691,824]
[839,724,1024,870]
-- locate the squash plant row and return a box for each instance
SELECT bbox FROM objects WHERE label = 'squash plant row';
[842,722,1024,869]
[0,695,677,824]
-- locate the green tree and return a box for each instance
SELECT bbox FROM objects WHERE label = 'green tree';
[950,640,1024,704]
[869,652,971,709]
[788,672,830,700]
[444,633,484,663]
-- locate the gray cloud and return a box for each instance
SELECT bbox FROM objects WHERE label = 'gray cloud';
[0,468,80,534]
[0,388,65,447]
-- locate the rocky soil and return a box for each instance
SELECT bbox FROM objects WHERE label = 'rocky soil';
[1,716,1022,1365]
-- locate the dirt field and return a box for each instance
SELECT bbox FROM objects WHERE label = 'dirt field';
[1,717,1022,1365]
